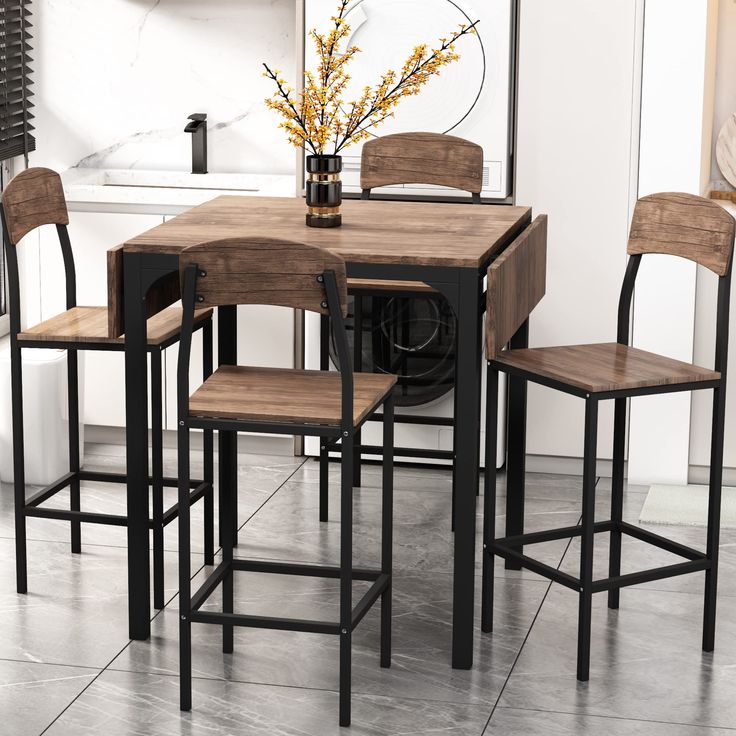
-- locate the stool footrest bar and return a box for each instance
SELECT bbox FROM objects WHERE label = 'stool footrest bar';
[25,472,77,507]
[189,560,388,635]
[327,443,453,461]
[24,507,128,526]
[231,559,382,581]
[490,543,580,590]
[188,610,340,635]
[618,521,707,561]
[351,574,390,630]
[191,560,230,612]
[77,470,203,489]
[500,520,613,548]
[161,481,211,526]
[592,559,711,593]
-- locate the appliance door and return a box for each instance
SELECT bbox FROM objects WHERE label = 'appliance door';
[302,0,514,200]
[303,298,506,469]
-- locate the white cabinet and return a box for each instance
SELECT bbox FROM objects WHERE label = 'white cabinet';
[38,212,164,428]
[515,0,643,462]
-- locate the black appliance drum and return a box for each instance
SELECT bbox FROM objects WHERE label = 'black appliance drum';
[330,293,456,407]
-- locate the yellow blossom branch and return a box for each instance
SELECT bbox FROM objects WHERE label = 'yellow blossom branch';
[263,1,478,155]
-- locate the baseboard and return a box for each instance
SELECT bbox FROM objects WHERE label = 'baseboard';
[81,428,736,483]
[525,454,618,478]
[84,425,294,456]
[689,465,736,487]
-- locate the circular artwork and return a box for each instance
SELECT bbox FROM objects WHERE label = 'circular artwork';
[716,113,736,189]
[343,0,486,136]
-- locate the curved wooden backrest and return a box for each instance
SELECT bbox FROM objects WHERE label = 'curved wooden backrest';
[360,132,484,194]
[486,215,548,359]
[1,167,69,246]
[179,237,348,316]
[628,193,735,277]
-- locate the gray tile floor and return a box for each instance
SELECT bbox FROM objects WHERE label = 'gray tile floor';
[2,446,736,734]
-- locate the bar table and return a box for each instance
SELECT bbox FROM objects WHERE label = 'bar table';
[120,195,531,668]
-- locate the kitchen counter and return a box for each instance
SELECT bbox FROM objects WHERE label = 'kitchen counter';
[61,167,297,215]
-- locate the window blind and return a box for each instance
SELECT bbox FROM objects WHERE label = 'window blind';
[0,1,34,163]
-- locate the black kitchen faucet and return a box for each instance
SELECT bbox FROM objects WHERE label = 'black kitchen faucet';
[184,113,207,174]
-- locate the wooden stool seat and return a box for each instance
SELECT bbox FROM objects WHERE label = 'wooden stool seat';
[347,278,436,294]
[189,365,396,427]
[18,305,213,347]
[493,342,720,395]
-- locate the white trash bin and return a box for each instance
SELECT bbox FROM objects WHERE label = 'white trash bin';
[0,344,84,486]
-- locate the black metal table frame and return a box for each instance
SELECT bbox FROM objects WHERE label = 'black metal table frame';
[122,220,530,669]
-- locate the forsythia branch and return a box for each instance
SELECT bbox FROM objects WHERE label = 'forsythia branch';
[263,2,478,155]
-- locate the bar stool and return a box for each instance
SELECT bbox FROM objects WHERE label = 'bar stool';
[0,167,215,610]
[482,194,735,680]
[176,237,396,726]
[320,132,484,526]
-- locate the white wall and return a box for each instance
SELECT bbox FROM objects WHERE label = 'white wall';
[628,0,719,485]
[515,0,643,462]
[710,0,736,189]
[692,0,736,471]
[31,0,297,174]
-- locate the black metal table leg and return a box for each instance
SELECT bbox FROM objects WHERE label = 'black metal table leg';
[505,319,529,570]
[450,268,483,669]
[123,251,151,640]
[218,305,238,653]
[380,393,394,669]
[339,429,354,727]
[178,399,193,711]
[451,352,458,533]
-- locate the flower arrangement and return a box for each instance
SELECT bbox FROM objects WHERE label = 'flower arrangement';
[263,0,479,156]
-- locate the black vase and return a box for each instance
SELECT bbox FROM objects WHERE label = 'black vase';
[305,154,342,228]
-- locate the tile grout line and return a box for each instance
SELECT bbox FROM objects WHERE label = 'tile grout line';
[480,476,603,735]
[36,455,309,735]
[492,704,736,732]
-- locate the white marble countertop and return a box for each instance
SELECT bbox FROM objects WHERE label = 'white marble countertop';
[61,167,298,215]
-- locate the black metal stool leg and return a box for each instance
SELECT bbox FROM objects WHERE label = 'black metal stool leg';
[353,296,363,488]
[339,430,354,727]
[319,441,329,522]
[353,294,363,488]
[319,314,330,521]
[10,340,27,593]
[220,428,236,654]
[202,320,215,566]
[578,397,598,682]
[380,396,394,668]
[505,322,529,570]
[607,397,627,610]
[703,382,727,651]
[178,417,193,711]
[67,348,81,554]
[151,349,165,610]
[482,364,499,633]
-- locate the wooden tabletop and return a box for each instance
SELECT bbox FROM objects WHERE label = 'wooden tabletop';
[123,196,531,269]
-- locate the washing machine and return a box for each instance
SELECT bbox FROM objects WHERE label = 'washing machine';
[301,0,515,467]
